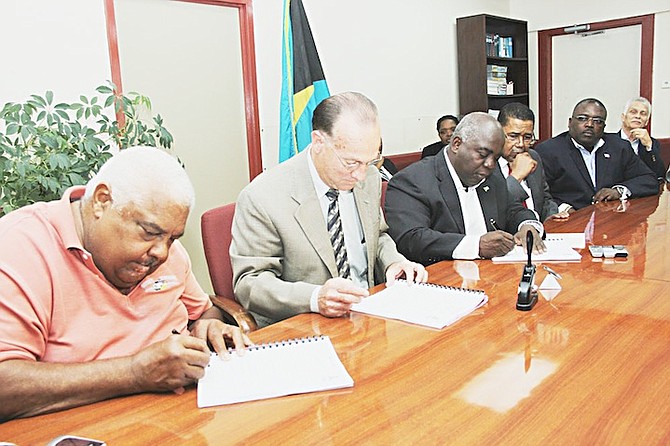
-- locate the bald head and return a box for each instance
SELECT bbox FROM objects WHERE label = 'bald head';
[448,112,505,187]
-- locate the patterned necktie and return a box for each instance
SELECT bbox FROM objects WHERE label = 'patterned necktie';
[326,189,351,278]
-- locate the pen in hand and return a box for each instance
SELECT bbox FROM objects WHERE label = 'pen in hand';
[489,218,499,231]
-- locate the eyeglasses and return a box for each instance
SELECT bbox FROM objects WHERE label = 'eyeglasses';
[320,133,382,172]
[572,115,606,126]
[505,132,535,144]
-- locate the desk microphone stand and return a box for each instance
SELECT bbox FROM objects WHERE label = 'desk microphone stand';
[516,230,537,311]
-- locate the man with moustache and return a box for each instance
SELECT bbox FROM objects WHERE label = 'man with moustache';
[497,102,568,221]
[617,96,665,181]
[0,147,251,421]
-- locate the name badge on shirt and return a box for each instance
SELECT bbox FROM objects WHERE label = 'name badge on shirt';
[141,275,179,292]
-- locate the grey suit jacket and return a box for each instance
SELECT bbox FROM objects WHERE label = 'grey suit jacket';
[503,149,559,222]
[231,149,406,326]
[385,153,537,265]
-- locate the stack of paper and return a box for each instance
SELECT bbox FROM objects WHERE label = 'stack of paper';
[352,280,488,329]
[492,233,584,263]
[197,336,353,408]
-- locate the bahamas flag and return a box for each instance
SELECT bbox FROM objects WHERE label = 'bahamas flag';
[279,0,330,162]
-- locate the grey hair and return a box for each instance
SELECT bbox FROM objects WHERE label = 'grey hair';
[623,97,652,117]
[452,111,504,143]
[83,146,195,210]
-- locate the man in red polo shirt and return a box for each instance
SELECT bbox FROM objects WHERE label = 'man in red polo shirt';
[0,147,251,421]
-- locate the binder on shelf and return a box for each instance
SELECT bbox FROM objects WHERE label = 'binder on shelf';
[197,335,353,408]
[352,279,488,329]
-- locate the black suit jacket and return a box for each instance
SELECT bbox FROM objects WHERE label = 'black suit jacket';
[502,149,559,222]
[384,153,537,265]
[535,132,658,210]
[421,141,444,159]
[613,131,665,181]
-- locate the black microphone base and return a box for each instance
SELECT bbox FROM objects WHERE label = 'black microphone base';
[516,294,537,311]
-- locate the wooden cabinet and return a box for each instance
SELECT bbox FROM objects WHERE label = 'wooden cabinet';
[457,14,529,115]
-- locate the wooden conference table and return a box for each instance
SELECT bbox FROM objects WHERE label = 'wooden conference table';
[3,187,670,445]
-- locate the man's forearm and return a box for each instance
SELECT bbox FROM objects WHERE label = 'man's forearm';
[0,357,139,422]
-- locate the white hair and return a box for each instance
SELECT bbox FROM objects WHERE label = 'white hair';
[84,146,195,210]
[623,97,652,117]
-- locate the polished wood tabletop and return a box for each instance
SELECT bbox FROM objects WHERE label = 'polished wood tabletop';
[2,187,670,445]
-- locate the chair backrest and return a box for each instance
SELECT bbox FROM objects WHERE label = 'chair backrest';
[381,180,389,217]
[201,203,236,300]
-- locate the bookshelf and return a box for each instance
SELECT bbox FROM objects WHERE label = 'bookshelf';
[457,14,529,116]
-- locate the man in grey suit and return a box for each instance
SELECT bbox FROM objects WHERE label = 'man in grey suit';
[385,112,545,266]
[496,102,568,221]
[231,92,427,327]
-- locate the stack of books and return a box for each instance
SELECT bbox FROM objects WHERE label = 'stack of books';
[485,33,514,58]
[487,64,508,95]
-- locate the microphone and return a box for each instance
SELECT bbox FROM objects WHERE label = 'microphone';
[516,230,537,311]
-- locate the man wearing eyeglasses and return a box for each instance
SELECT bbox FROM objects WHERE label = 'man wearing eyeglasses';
[231,92,427,327]
[497,102,568,221]
[535,98,658,211]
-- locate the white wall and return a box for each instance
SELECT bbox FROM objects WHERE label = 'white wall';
[0,0,110,105]
[253,0,509,168]
[510,0,670,138]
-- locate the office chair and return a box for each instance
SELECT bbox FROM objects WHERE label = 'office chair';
[201,203,257,333]
[381,180,389,217]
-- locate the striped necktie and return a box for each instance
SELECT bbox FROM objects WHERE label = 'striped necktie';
[326,189,351,278]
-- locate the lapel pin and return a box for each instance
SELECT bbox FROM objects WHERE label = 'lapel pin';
[483,185,490,192]
[604,153,610,158]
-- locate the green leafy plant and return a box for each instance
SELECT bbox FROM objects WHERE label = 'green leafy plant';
[0,83,173,216]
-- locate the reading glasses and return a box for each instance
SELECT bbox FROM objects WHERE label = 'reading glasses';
[505,133,535,144]
[321,134,382,172]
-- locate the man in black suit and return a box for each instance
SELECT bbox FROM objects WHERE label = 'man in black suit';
[421,115,459,158]
[617,96,665,181]
[385,112,544,266]
[497,102,568,222]
[535,98,658,211]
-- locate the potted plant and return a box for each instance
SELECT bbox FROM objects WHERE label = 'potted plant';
[0,83,173,216]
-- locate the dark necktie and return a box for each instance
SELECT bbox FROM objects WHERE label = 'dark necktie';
[326,189,351,279]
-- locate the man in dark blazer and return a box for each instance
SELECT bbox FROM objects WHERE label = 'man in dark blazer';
[617,96,665,181]
[385,112,544,266]
[496,102,568,222]
[535,98,658,211]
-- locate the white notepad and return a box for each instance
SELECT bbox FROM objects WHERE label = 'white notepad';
[351,280,488,329]
[197,335,353,408]
[492,240,582,263]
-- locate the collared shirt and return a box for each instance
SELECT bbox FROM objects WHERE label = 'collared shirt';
[307,149,368,311]
[0,187,211,363]
[444,150,487,259]
[498,157,536,212]
[571,137,605,187]
[620,129,641,155]
[571,137,631,200]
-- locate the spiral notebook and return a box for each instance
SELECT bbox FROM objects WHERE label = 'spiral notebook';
[351,280,488,329]
[197,335,353,408]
